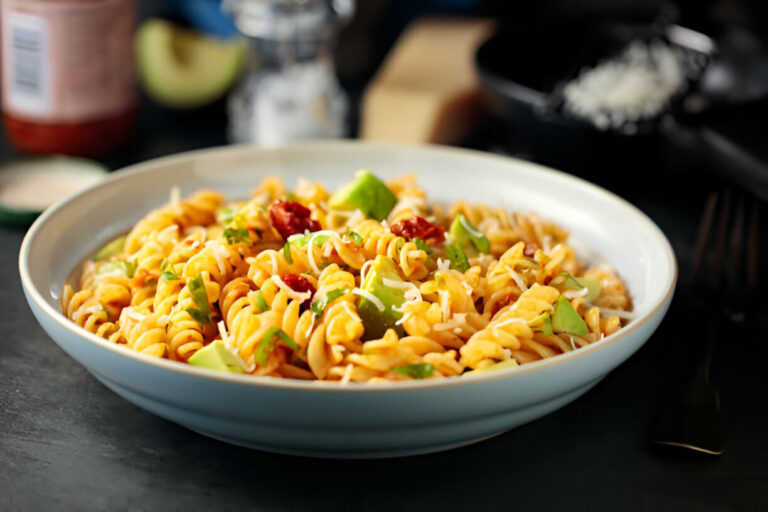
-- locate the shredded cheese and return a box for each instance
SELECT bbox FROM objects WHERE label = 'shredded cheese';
[359,260,374,284]
[395,311,412,326]
[120,307,147,322]
[436,258,451,272]
[505,264,528,292]
[563,287,588,299]
[271,275,312,302]
[596,307,636,320]
[307,236,320,274]
[352,288,385,312]
[340,363,354,385]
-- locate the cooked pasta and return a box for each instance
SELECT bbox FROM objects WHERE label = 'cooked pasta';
[62,172,634,383]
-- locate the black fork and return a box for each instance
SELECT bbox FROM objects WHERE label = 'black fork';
[650,188,760,456]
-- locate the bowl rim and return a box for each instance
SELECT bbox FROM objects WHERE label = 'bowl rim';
[19,140,677,393]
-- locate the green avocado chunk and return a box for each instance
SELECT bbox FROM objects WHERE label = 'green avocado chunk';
[556,272,601,302]
[357,255,407,340]
[94,235,126,261]
[552,297,589,336]
[327,170,397,221]
[187,340,244,373]
[449,214,490,257]
[527,312,554,336]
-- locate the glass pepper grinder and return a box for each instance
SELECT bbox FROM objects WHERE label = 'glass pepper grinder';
[225,0,353,146]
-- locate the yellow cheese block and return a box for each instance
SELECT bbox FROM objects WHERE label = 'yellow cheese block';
[361,17,495,144]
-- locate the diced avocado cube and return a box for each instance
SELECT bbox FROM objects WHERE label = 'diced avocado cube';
[449,214,490,257]
[527,312,554,336]
[577,278,601,302]
[556,272,601,303]
[327,170,397,221]
[464,359,519,377]
[187,340,244,373]
[94,235,126,261]
[357,255,406,340]
[552,297,588,336]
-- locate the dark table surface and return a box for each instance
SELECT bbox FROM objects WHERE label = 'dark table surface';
[1,97,767,511]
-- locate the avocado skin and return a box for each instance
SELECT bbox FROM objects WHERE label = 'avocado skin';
[187,340,244,373]
[357,255,407,340]
[552,297,589,336]
[327,170,397,221]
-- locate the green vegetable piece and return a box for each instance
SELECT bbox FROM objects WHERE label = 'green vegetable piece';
[445,244,469,272]
[222,227,252,246]
[357,255,407,340]
[327,170,397,221]
[344,231,363,244]
[464,359,519,377]
[160,258,180,281]
[186,274,213,327]
[552,297,588,336]
[187,340,244,374]
[413,237,433,255]
[283,243,293,264]
[97,260,136,278]
[553,271,601,303]
[393,363,435,379]
[286,232,330,247]
[311,288,348,318]
[528,312,554,336]
[449,214,490,257]
[217,207,236,225]
[94,235,126,261]
[255,327,299,366]
[253,290,270,313]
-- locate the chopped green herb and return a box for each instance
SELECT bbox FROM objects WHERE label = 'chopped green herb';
[222,227,252,246]
[393,363,435,379]
[160,258,180,281]
[310,288,348,317]
[446,244,469,272]
[94,235,126,261]
[217,207,236,225]
[283,243,293,264]
[97,260,136,278]
[186,274,213,327]
[253,290,270,313]
[413,237,433,255]
[344,231,363,244]
[255,327,299,366]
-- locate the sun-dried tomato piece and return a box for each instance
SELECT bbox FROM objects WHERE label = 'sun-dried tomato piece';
[389,216,445,243]
[524,243,539,258]
[269,200,321,239]
[282,273,316,298]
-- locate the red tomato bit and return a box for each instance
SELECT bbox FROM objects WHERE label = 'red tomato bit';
[389,216,445,243]
[269,200,321,239]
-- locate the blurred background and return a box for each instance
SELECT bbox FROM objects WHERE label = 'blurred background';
[2,0,768,219]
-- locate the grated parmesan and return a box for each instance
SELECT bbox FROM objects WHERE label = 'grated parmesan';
[271,275,312,302]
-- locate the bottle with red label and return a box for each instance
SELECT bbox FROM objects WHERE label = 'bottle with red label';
[1,0,137,157]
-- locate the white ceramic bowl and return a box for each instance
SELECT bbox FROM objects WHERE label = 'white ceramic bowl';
[19,142,676,458]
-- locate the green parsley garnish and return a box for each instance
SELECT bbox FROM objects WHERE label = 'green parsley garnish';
[310,288,348,317]
[413,237,433,254]
[255,327,299,366]
[217,207,236,225]
[393,363,435,379]
[222,227,252,246]
[160,258,180,281]
[186,275,213,327]
[446,244,469,272]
